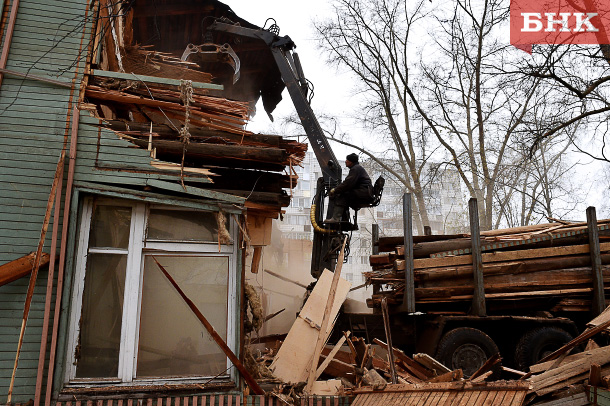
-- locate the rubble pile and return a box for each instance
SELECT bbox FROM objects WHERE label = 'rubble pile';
[247,309,610,405]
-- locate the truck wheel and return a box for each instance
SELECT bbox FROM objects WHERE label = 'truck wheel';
[515,327,572,371]
[435,327,500,377]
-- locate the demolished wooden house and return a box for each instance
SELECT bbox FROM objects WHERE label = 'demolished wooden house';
[0,0,313,405]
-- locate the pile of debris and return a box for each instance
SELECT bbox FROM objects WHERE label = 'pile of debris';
[366,220,610,313]
[86,45,307,215]
[247,291,610,405]
[521,307,610,406]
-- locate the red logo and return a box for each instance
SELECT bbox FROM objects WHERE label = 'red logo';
[510,0,610,52]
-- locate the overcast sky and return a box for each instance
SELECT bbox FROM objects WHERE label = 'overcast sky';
[225,0,608,217]
[226,0,357,158]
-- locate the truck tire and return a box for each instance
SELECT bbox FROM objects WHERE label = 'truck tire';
[435,327,500,377]
[515,327,573,371]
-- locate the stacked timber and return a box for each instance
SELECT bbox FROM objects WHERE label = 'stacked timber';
[366,220,610,313]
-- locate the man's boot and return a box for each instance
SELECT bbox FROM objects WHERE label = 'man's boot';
[324,205,344,224]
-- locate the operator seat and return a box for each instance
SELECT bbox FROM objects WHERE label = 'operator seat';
[348,176,386,228]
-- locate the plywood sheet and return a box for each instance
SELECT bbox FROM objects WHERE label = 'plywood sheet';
[270,269,351,383]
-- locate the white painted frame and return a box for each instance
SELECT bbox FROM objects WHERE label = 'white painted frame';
[65,197,238,385]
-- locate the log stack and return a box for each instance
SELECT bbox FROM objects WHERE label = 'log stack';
[366,220,610,314]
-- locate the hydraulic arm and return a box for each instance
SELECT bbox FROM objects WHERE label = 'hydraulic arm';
[208,20,348,277]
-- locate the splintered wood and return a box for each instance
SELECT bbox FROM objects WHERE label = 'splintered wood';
[0,252,50,287]
[504,305,610,405]
[86,42,306,217]
[367,220,610,313]
[269,269,351,384]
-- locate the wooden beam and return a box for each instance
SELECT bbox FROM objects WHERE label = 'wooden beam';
[588,206,606,316]
[0,252,50,287]
[7,150,65,404]
[264,269,308,289]
[306,236,348,392]
[0,0,21,88]
[381,297,397,384]
[315,332,350,380]
[399,193,415,312]
[91,69,223,90]
[372,223,379,255]
[128,137,288,166]
[250,246,262,274]
[469,198,486,316]
[46,107,81,406]
[151,257,264,395]
[414,241,610,270]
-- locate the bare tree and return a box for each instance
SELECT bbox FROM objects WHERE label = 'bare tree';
[315,0,586,230]
[315,0,435,233]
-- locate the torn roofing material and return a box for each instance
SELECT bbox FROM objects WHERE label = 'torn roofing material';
[128,0,286,117]
[88,0,307,217]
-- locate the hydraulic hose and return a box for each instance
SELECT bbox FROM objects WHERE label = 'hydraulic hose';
[310,203,333,234]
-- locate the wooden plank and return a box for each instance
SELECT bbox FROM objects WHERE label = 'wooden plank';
[469,198,486,316]
[316,332,350,379]
[270,269,351,384]
[536,317,610,364]
[531,355,610,395]
[91,69,223,90]
[6,148,65,404]
[307,237,348,391]
[588,207,606,315]
[415,241,610,270]
[310,380,341,396]
[413,353,452,375]
[530,344,610,373]
[487,391,505,406]
[250,247,263,274]
[0,252,50,287]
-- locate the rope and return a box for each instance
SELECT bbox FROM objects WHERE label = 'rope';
[179,79,194,189]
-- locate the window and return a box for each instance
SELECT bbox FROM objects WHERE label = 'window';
[66,197,237,384]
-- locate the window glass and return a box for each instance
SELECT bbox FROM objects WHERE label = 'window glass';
[89,206,132,249]
[137,256,229,377]
[147,209,220,241]
[76,253,127,378]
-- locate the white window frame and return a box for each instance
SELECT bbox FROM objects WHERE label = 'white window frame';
[65,197,238,385]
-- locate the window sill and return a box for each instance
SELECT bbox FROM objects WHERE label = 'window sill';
[58,380,236,400]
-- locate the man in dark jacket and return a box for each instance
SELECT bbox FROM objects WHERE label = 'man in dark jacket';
[325,153,374,223]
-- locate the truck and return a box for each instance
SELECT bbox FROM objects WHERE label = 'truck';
[334,206,610,374]
[206,19,608,375]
